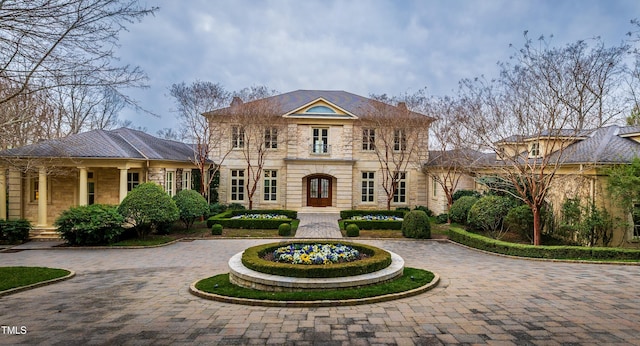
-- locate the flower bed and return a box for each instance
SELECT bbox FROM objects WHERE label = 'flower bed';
[207,209,297,229]
[349,215,403,221]
[242,241,392,278]
[269,243,363,265]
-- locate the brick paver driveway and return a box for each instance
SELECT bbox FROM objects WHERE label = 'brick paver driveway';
[1,239,639,345]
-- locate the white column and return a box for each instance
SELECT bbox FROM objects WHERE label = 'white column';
[0,168,6,220]
[78,167,88,206]
[37,167,47,227]
[119,168,128,202]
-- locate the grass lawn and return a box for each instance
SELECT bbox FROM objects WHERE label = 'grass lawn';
[195,267,434,301]
[0,267,71,292]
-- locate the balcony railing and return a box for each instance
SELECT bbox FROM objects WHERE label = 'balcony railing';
[310,143,331,155]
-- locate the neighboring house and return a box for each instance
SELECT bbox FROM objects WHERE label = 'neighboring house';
[205,90,434,211]
[0,128,198,234]
[481,125,640,246]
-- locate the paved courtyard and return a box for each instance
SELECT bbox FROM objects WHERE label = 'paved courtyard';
[1,237,639,345]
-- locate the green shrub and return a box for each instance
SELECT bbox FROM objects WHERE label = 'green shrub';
[54,205,124,245]
[211,224,223,235]
[173,189,209,229]
[209,203,227,217]
[448,227,640,261]
[230,209,297,219]
[206,210,297,229]
[0,219,31,243]
[342,220,402,230]
[449,196,479,224]
[504,205,534,241]
[467,195,513,238]
[228,203,246,210]
[401,210,431,239]
[395,206,410,212]
[117,183,179,239]
[413,205,434,217]
[452,189,481,201]
[345,223,360,237]
[278,223,291,236]
[435,213,449,224]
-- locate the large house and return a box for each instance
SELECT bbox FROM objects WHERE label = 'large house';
[205,90,434,212]
[0,128,197,237]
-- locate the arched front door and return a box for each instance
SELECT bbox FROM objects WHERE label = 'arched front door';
[307,175,332,207]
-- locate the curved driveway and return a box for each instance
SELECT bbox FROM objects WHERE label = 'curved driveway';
[1,239,639,345]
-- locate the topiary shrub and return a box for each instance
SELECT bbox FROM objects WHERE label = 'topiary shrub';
[0,219,32,243]
[173,189,209,229]
[117,183,179,239]
[345,223,360,237]
[449,196,479,224]
[54,204,124,245]
[278,223,291,236]
[211,223,223,235]
[504,204,534,241]
[401,210,431,239]
[467,195,513,238]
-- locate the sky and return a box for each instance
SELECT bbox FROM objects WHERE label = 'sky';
[115,0,640,135]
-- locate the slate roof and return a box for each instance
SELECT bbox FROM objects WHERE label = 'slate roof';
[0,128,195,162]
[552,125,640,164]
[209,90,433,120]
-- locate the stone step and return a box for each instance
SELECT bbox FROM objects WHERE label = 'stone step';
[29,229,62,241]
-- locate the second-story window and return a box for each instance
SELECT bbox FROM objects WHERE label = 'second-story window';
[312,128,329,154]
[362,128,375,151]
[232,126,245,149]
[393,171,407,203]
[529,142,540,157]
[264,127,278,149]
[393,129,406,151]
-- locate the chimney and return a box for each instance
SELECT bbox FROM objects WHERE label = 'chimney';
[397,102,407,110]
[231,96,243,107]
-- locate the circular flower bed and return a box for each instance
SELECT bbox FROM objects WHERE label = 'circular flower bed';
[270,243,363,265]
[242,241,392,278]
[231,213,288,220]
[350,215,403,221]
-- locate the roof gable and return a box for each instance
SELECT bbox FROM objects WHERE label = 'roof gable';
[283,97,357,119]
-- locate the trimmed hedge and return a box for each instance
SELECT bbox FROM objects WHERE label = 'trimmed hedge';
[0,219,31,243]
[346,224,360,237]
[448,227,640,261]
[207,209,297,229]
[241,241,392,278]
[340,210,405,219]
[343,220,403,230]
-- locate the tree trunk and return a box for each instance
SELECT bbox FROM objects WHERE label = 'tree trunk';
[532,205,542,245]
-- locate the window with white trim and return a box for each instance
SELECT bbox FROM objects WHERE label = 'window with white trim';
[232,126,245,149]
[529,142,540,157]
[165,170,175,196]
[182,170,191,190]
[230,169,245,201]
[264,128,278,149]
[312,128,329,154]
[362,128,375,151]
[263,170,277,201]
[361,171,375,202]
[393,171,406,203]
[29,175,51,203]
[393,129,406,151]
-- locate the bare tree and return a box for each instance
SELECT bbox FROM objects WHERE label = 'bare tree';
[170,81,230,202]
[459,33,628,245]
[0,0,156,106]
[224,88,282,210]
[358,90,432,210]
[424,95,477,219]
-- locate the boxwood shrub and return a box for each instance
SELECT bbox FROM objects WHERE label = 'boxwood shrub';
[241,241,392,278]
[342,220,403,230]
[448,227,640,261]
[206,209,297,229]
[55,204,124,245]
[345,223,360,237]
[0,219,31,243]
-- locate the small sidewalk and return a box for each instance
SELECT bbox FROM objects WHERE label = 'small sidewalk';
[294,213,342,238]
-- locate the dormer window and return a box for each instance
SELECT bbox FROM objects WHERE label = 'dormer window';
[529,142,540,157]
